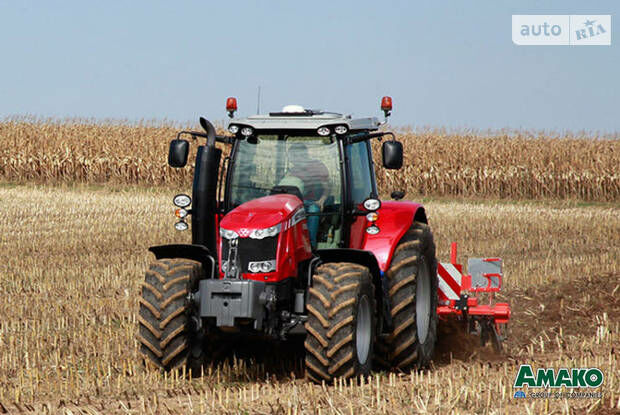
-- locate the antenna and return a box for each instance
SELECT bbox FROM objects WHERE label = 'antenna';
[257,86,261,114]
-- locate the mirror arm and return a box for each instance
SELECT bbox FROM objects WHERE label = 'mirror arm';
[347,131,393,144]
[177,130,203,140]
[177,131,235,144]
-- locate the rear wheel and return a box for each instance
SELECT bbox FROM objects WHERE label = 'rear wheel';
[304,262,376,383]
[376,221,438,370]
[137,258,207,376]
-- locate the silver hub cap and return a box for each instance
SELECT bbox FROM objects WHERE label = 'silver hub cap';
[416,258,431,344]
[356,295,371,365]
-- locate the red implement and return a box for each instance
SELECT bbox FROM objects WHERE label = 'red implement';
[436,242,511,350]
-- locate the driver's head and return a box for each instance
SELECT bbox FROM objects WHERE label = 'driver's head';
[287,142,309,165]
[284,141,329,201]
[305,161,329,201]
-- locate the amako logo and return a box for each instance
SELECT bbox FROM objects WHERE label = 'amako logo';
[513,365,604,388]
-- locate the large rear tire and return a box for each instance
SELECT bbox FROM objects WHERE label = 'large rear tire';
[304,262,376,383]
[137,258,207,376]
[376,221,438,370]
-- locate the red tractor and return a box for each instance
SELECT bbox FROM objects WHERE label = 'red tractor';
[138,98,510,382]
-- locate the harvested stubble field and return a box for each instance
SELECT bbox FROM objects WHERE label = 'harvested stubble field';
[0,184,617,414]
[0,119,618,201]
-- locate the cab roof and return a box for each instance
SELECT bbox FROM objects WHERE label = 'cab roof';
[228,109,381,132]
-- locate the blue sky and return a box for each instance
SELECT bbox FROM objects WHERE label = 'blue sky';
[0,1,618,132]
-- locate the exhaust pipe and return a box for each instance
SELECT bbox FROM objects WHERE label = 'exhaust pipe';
[192,118,221,257]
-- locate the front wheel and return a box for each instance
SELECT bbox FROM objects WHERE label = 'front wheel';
[304,262,376,383]
[137,258,207,376]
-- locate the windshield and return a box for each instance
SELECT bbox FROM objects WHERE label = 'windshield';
[229,135,342,208]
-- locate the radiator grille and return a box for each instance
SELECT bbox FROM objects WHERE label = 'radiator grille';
[222,235,278,273]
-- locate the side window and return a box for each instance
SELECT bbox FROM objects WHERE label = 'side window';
[347,141,374,205]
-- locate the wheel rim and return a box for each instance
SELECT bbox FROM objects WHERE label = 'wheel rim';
[356,294,371,365]
[416,258,431,344]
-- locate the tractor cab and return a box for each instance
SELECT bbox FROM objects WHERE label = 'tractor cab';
[223,105,394,251]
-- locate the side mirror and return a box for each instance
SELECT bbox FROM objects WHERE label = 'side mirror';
[168,139,189,168]
[382,140,403,169]
[391,190,405,200]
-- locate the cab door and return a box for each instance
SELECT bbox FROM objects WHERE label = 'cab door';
[346,140,377,249]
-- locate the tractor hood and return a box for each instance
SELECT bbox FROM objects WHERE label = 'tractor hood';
[220,194,303,233]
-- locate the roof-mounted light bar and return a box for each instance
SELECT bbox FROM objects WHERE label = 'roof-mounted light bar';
[315,124,348,137]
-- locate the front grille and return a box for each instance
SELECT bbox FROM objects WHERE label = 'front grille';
[222,235,278,273]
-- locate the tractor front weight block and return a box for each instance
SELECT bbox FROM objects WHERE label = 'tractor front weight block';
[199,279,273,330]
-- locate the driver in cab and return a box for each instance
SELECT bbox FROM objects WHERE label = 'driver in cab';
[278,143,329,248]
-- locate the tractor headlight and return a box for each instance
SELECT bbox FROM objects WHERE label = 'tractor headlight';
[248,260,276,273]
[228,125,239,134]
[366,225,380,235]
[249,223,281,239]
[334,125,348,135]
[175,221,189,231]
[220,228,239,240]
[363,198,381,211]
[260,260,275,273]
[173,194,191,208]
[317,127,331,136]
[241,127,253,137]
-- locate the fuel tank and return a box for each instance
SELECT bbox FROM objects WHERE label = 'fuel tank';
[218,194,312,282]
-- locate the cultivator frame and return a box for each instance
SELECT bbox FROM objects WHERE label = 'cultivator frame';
[436,243,511,350]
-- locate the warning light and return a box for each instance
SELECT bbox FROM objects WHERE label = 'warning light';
[226,97,238,118]
[381,96,392,116]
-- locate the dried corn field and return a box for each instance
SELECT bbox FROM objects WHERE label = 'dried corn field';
[0,185,617,414]
[0,118,618,201]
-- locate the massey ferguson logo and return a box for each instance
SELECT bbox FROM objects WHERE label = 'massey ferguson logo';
[238,228,250,237]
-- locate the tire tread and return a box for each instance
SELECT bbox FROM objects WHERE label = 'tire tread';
[137,258,206,375]
[304,262,376,383]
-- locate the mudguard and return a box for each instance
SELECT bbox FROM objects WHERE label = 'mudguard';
[360,201,427,272]
[148,244,216,278]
